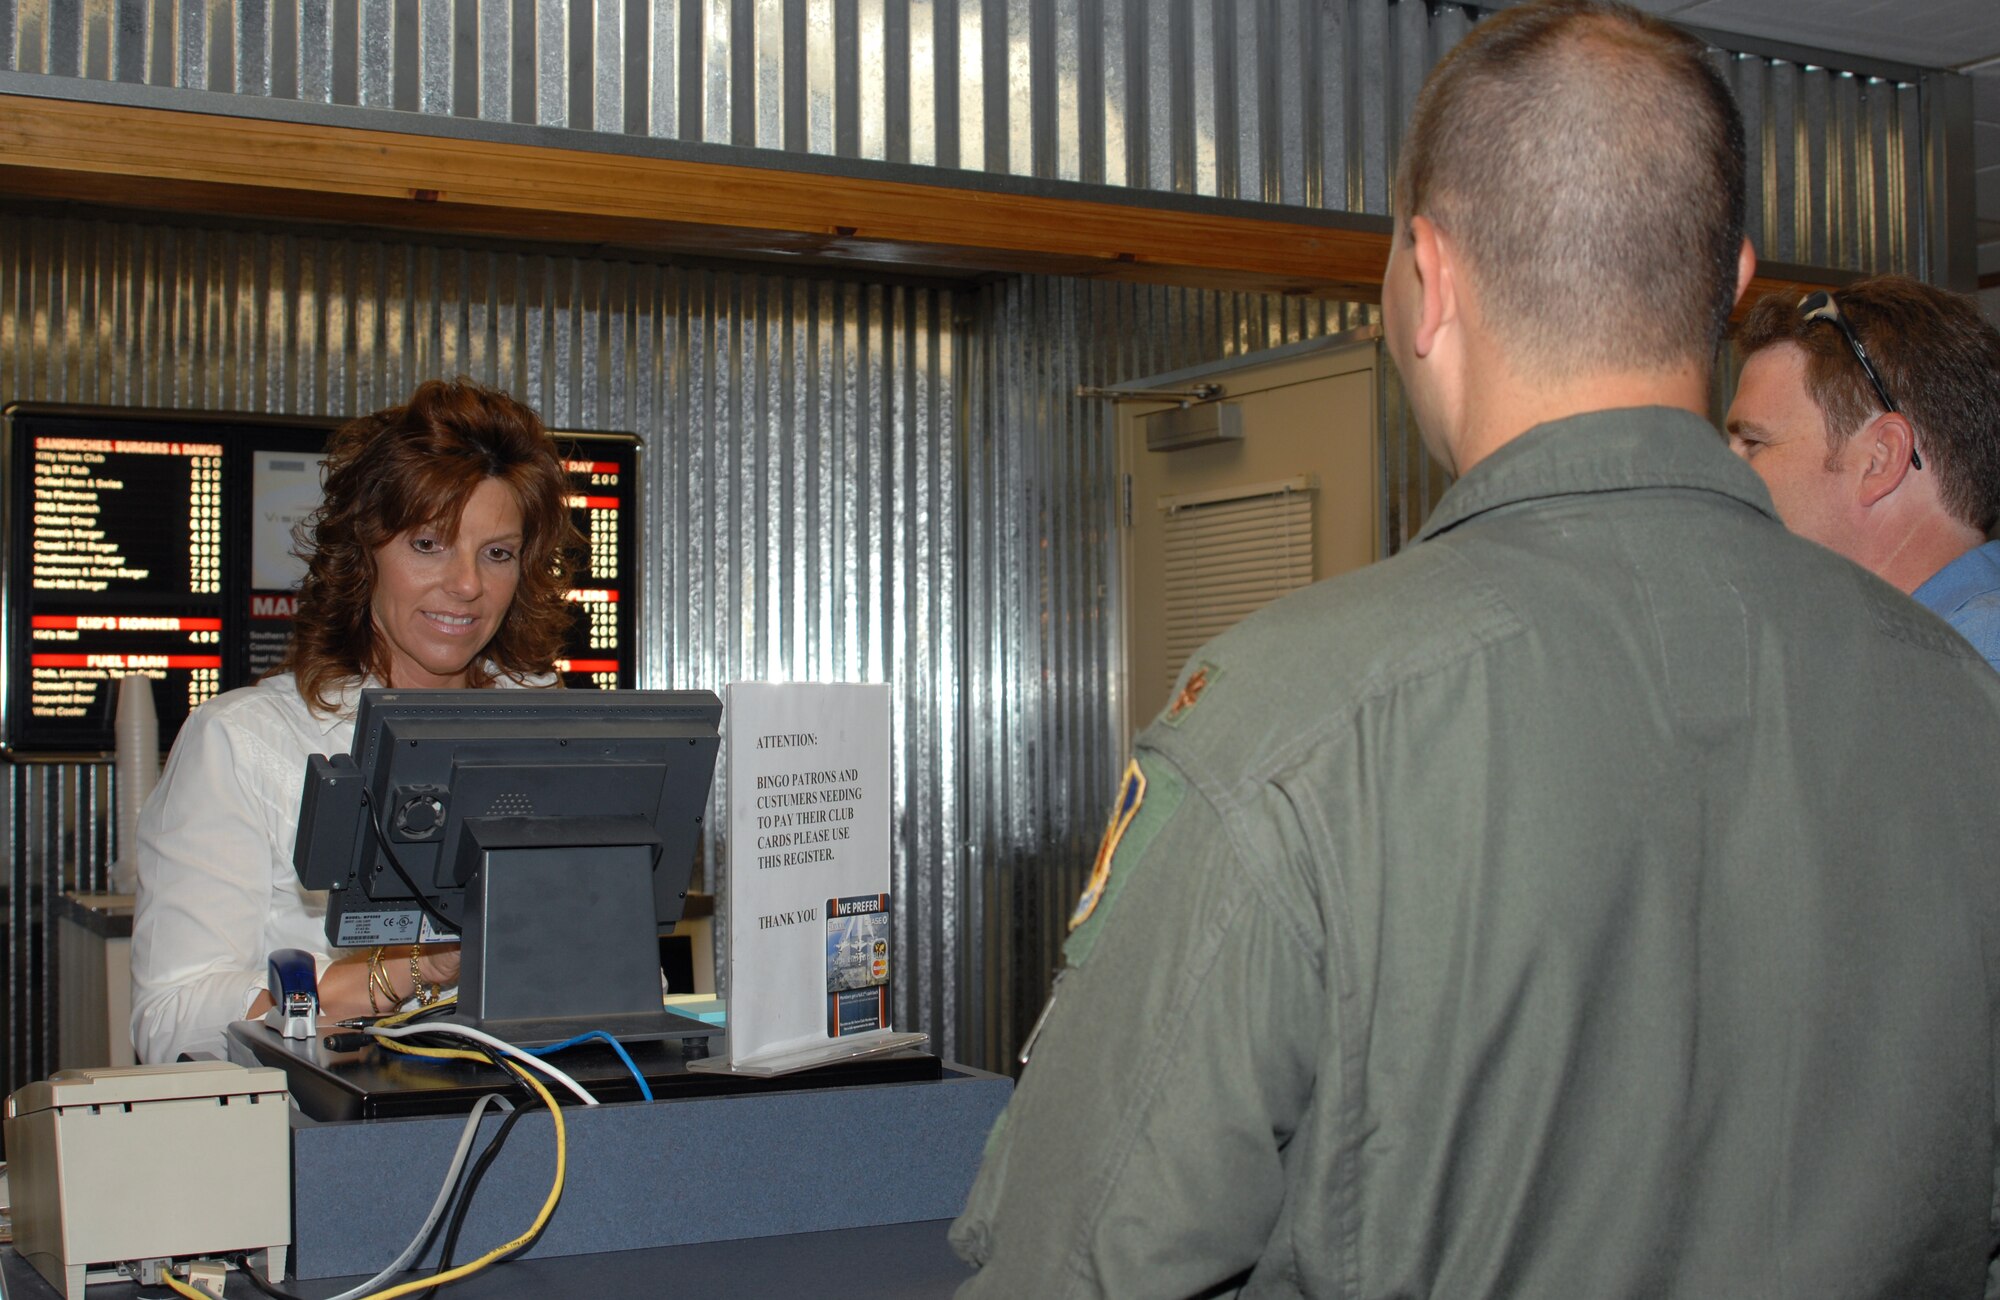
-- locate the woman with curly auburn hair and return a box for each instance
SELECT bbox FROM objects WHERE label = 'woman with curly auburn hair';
[129,379,584,1063]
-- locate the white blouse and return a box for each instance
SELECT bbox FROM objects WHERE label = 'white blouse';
[129,670,545,1063]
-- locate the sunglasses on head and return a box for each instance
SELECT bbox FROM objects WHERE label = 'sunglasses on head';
[1798,290,1918,471]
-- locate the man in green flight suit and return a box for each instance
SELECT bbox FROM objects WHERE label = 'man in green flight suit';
[951,2,2000,1297]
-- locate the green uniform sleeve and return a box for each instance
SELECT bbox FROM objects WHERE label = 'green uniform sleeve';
[949,751,1323,1298]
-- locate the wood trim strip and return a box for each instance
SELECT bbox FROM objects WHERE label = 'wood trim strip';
[0,91,1846,310]
[0,93,1387,299]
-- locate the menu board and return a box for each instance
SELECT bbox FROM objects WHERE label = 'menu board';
[3,404,641,756]
[561,448,637,691]
[27,431,225,723]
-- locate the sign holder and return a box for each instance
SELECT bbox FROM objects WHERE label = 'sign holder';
[690,682,925,1078]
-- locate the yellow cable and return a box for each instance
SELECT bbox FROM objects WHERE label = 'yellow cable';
[352,1059,566,1300]
[375,993,459,1029]
[168,1024,566,1300]
[370,1034,486,1065]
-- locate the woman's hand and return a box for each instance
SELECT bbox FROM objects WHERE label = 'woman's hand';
[295,942,464,1023]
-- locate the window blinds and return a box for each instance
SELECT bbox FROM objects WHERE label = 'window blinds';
[1159,478,1314,695]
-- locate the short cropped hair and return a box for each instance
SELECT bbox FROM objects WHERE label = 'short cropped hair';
[1393,0,1745,377]
[281,378,582,711]
[1734,276,2000,533]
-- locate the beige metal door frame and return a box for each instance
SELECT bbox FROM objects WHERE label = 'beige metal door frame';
[1113,332,1384,744]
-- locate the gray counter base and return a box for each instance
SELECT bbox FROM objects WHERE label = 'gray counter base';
[1,1218,977,1298]
[290,1065,1010,1280]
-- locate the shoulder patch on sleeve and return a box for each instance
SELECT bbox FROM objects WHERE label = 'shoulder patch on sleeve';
[1068,760,1144,933]
[1063,756,1184,966]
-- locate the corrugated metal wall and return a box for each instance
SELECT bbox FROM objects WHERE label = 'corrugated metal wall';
[0,0,1458,203]
[1,0,1933,274]
[963,276,1378,1065]
[1722,53,1928,277]
[3,760,111,1096]
[0,210,976,1084]
[0,206,1376,1083]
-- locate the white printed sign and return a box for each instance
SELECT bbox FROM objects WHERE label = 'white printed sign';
[723,682,893,1062]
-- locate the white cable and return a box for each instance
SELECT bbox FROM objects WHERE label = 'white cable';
[366,1022,602,1107]
[319,1092,514,1300]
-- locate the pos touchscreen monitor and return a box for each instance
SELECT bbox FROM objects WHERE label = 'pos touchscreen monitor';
[293,686,722,1047]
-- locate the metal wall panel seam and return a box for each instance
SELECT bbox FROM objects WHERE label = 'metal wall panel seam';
[1069,0,1097,185]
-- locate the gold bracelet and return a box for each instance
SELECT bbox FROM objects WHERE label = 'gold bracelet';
[370,957,400,1012]
[365,946,386,1015]
[409,944,440,1007]
[375,950,400,1012]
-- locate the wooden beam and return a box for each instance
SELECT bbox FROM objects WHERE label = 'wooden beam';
[0,93,1389,300]
[0,90,1852,311]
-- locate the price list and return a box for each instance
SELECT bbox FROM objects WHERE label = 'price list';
[558,452,635,690]
[190,449,221,592]
[21,436,227,746]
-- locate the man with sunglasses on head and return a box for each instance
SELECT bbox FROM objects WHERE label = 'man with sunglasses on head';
[1727,275,2000,670]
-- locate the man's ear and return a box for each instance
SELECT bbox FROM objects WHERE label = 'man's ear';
[1408,215,1456,360]
[1733,238,1757,311]
[1855,411,1917,508]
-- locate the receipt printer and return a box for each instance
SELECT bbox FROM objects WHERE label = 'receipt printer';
[4,1061,290,1300]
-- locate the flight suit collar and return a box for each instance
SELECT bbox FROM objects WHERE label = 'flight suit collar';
[1415,406,1778,544]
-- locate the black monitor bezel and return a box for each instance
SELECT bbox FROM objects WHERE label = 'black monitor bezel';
[320,686,723,941]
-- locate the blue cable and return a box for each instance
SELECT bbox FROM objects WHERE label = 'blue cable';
[525,1031,654,1102]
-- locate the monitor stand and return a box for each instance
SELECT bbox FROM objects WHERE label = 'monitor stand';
[444,816,691,1048]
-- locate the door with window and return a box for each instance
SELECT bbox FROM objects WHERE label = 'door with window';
[1118,336,1384,739]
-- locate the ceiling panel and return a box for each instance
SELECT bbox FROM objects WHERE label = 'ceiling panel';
[1637,0,2000,69]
